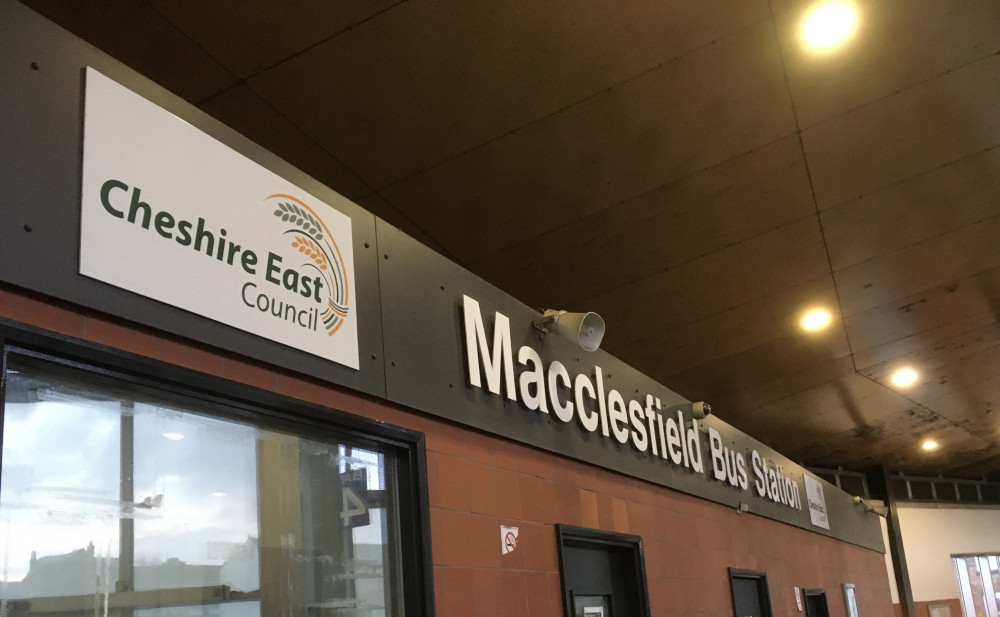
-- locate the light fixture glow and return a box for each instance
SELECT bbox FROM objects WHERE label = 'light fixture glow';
[163,432,185,441]
[801,309,832,332]
[891,368,918,388]
[802,2,857,50]
[921,440,938,451]
[212,492,228,498]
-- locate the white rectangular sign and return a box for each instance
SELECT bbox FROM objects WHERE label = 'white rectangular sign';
[804,474,831,529]
[80,68,359,369]
[500,525,519,555]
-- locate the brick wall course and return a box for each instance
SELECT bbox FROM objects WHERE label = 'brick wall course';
[0,284,895,617]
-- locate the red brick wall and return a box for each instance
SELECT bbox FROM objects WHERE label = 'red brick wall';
[0,284,895,617]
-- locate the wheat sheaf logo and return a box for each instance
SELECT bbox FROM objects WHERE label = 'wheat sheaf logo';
[265,194,350,336]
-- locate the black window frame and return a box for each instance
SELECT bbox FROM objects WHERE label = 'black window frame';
[728,567,774,617]
[0,316,435,617]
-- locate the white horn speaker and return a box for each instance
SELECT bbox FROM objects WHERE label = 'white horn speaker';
[542,310,605,352]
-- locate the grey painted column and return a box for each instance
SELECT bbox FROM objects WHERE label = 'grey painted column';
[867,467,914,617]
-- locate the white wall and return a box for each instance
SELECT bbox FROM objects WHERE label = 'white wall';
[895,505,1000,602]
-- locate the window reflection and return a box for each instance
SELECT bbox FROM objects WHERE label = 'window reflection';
[0,358,397,617]
[954,554,1000,617]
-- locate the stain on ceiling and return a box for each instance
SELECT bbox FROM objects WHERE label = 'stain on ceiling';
[20,0,1000,479]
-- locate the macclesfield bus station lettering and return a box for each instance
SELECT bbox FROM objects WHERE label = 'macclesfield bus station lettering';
[462,295,802,511]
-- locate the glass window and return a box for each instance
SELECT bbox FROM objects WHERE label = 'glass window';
[953,554,1000,617]
[0,354,403,617]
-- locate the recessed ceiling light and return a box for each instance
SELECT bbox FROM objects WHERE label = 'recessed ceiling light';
[163,432,185,441]
[921,439,938,451]
[802,2,858,50]
[891,368,918,388]
[801,308,832,332]
[212,492,228,498]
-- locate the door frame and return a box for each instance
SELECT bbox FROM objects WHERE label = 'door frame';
[555,525,651,617]
[804,588,830,617]
[728,568,774,617]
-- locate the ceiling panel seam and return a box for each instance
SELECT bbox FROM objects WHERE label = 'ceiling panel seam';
[793,48,1000,134]
[145,4,240,100]
[465,132,805,270]
[142,1,463,270]
[663,350,853,402]
[767,4,857,377]
[373,16,784,195]
[817,143,1000,219]
[191,1,408,108]
[854,373,997,450]
[566,216,830,320]
[860,337,1000,382]
[833,236,1000,318]
[825,169,1000,275]
[851,312,1000,368]
[669,360,854,411]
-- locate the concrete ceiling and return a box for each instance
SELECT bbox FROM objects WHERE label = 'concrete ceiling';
[22,0,1000,479]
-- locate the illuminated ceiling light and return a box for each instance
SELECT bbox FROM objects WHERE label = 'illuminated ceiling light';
[801,2,857,50]
[921,439,939,452]
[800,308,832,332]
[163,432,185,441]
[212,492,228,498]
[891,368,918,388]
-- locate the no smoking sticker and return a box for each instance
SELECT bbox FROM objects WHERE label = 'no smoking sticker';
[500,525,519,555]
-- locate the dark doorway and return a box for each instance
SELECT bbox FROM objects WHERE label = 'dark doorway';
[556,525,651,617]
[729,568,774,617]
[805,589,831,617]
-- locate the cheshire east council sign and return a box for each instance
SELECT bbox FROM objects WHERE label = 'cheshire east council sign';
[80,68,359,369]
